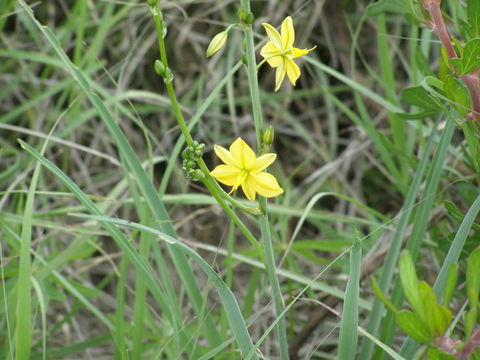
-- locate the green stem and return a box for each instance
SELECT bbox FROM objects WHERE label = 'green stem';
[150,2,262,228]
[241,6,290,359]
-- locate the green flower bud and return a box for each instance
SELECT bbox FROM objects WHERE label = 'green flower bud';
[163,67,174,84]
[154,60,166,77]
[241,53,248,66]
[244,12,254,25]
[145,0,156,7]
[206,31,228,58]
[263,125,275,146]
[182,147,192,159]
[194,169,205,180]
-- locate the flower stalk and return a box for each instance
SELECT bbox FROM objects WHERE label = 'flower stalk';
[149,1,264,251]
[422,0,480,120]
[240,1,290,358]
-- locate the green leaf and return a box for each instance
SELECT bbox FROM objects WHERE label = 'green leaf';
[399,250,424,318]
[396,310,434,344]
[465,307,478,339]
[443,263,458,307]
[427,347,456,360]
[419,281,437,335]
[370,277,399,314]
[467,0,480,37]
[443,75,471,116]
[338,238,362,360]
[467,246,480,308]
[450,39,480,75]
[400,86,442,111]
[433,304,452,336]
[395,86,442,119]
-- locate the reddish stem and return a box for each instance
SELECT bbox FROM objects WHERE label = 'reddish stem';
[423,0,480,120]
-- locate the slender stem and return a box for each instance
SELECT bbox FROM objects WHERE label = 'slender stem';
[151,2,262,220]
[423,0,480,119]
[241,5,290,359]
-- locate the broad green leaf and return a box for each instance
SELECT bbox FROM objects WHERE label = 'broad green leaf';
[443,75,471,116]
[419,281,437,335]
[443,263,458,307]
[465,307,478,339]
[450,39,480,75]
[467,246,480,308]
[395,86,442,119]
[399,250,424,318]
[401,86,442,111]
[396,310,434,344]
[467,0,480,37]
[433,304,452,336]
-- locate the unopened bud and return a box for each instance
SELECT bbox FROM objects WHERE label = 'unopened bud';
[263,125,275,147]
[206,31,228,57]
[154,60,166,76]
[145,0,156,7]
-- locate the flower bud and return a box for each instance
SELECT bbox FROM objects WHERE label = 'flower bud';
[263,125,275,147]
[206,31,228,58]
[154,60,166,76]
[145,0,156,7]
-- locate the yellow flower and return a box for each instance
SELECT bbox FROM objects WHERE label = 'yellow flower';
[260,16,316,91]
[210,137,284,201]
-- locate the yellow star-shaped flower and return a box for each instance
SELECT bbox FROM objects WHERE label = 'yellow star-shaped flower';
[260,16,316,91]
[210,137,284,201]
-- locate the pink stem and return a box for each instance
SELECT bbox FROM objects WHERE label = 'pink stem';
[423,0,480,119]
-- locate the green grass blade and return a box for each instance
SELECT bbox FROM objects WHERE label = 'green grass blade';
[69,213,259,360]
[338,238,362,360]
[16,0,222,347]
[358,118,447,359]
[17,140,191,352]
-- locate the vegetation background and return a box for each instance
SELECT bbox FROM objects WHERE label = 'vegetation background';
[1,0,479,359]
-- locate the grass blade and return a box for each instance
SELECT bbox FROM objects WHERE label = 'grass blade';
[70,213,259,360]
[338,237,362,359]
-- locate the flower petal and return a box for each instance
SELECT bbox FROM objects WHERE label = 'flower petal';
[249,172,284,198]
[214,144,238,167]
[241,177,257,201]
[209,164,242,186]
[292,45,316,58]
[229,137,257,169]
[275,57,287,92]
[262,22,283,49]
[260,42,283,68]
[280,16,295,49]
[251,153,276,173]
[285,58,301,86]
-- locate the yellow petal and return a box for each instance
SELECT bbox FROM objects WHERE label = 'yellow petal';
[274,57,287,92]
[209,164,242,186]
[280,16,295,49]
[285,58,301,86]
[229,137,257,168]
[214,144,238,168]
[241,177,257,201]
[292,45,316,58]
[260,42,283,68]
[251,153,276,173]
[249,172,284,198]
[262,22,283,49]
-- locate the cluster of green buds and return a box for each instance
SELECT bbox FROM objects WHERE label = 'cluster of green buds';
[182,141,205,181]
[154,60,174,84]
